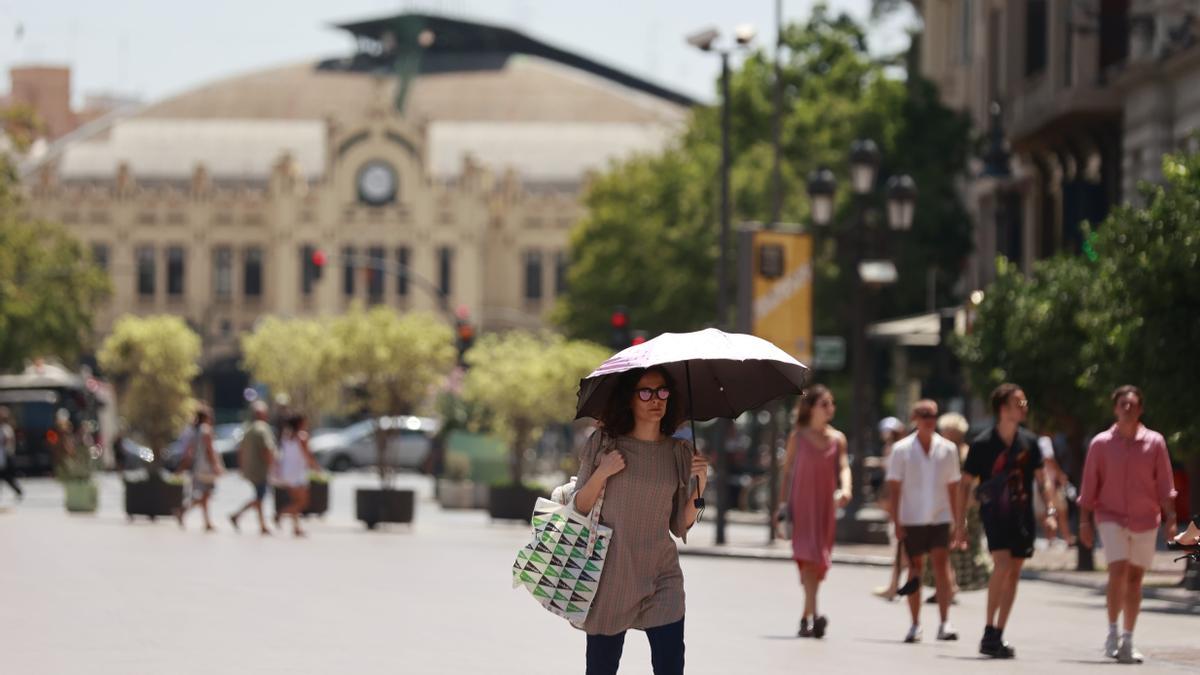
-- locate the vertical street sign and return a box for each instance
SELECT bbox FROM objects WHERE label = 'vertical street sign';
[737,226,814,366]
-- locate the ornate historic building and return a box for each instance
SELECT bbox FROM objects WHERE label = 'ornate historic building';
[18,13,690,408]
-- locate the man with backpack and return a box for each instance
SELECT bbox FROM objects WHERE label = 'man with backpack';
[956,383,1057,659]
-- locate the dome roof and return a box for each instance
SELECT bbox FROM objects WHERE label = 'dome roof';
[31,14,692,184]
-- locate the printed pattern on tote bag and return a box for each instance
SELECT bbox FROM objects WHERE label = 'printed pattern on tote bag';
[511,497,612,628]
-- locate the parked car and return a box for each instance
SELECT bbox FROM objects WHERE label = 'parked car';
[310,416,439,472]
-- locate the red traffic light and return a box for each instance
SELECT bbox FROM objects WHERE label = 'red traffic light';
[311,249,327,267]
[610,311,628,329]
[630,334,647,346]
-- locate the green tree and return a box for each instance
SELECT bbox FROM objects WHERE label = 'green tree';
[97,315,201,459]
[330,305,457,483]
[241,316,342,418]
[555,5,973,345]
[1079,151,1200,454]
[0,155,110,371]
[461,331,609,485]
[954,256,1104,470]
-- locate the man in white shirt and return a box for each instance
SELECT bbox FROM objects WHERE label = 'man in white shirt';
[886,399,962,644]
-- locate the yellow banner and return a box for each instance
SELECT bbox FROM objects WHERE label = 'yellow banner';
[751,231,813,365]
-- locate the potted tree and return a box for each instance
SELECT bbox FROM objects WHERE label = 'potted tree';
[462,331,608,521]
[54,412,99,513]
[98,315,199,521]
[332,306,456,530]
[242,316,342,520]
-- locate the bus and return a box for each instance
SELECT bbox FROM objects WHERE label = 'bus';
[0,361,116,475]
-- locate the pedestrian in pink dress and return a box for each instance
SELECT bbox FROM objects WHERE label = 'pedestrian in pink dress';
[777,385,851,638]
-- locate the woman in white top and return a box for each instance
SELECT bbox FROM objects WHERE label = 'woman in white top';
[276,414,319,537]
[176,407,223,531]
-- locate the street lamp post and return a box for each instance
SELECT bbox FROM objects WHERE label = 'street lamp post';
[687,24,754,546]
[807,141,916,533]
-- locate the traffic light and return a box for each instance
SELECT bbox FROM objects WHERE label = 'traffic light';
[311,248,326,280]
[610,306,631,350]
[630,331,647,346]
[455,319,475,365]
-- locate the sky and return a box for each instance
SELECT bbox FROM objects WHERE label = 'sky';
[0,0,918,108]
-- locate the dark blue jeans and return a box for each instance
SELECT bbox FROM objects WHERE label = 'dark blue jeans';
[586,617,684,675]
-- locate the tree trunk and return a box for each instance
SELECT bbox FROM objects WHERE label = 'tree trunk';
[375,420,389,489]
[511,421,530,487]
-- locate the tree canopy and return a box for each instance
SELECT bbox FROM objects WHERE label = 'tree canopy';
[958,149,1200,457]
[330,305,457,417]
[461,331,609,485]
[241,316,342,418]
[97,315,201,456]
[554,5,972,345]
[0,153,110,372]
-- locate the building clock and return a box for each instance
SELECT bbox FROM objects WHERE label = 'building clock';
[356,160,398,206]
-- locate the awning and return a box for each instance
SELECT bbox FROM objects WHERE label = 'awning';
[866,311,941,347]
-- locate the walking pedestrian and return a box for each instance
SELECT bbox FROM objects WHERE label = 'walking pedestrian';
[275,414,320,538]
[958,383,1057,659]
[174,406,222,531]
[1036,432,1074,548]
[570,366,707,675]
[1077,385,1177,665]
[0,406,23,501]
[229,401,278,535]
[886,400,961,644]
[778,385,850,638]
[935,413,991,595]
[875,416,911,601]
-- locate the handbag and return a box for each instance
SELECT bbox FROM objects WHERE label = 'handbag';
[511,434,613,628]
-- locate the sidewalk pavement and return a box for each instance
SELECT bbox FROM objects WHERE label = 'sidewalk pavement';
[680,512,1200,611]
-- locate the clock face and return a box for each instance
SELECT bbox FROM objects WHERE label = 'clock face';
[357,161,397,206]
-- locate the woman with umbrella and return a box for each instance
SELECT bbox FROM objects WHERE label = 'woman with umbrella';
[570,328,808,672]
[572,366,707,674]
[779,384,851,638]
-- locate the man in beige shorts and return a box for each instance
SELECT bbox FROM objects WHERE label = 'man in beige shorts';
[1078,385,1177,665]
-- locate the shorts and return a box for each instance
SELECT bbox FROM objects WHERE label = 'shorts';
[981,508,1035,558]
[191,478,215,496]
[249,481,268,502]
[1097,522,1158,569]
[903,524,950,558]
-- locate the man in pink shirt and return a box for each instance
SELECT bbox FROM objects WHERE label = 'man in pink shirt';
[1078,385,1177,665]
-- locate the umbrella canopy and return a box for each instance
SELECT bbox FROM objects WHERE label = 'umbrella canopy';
[575,328,808,422]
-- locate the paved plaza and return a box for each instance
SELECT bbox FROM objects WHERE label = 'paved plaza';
[2,474,1199,674]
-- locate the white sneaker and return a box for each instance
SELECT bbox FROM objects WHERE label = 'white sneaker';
[937,622,959,641]
[1105,631,1119,659]
[1117,636,1144,664]
[904,625,922,643]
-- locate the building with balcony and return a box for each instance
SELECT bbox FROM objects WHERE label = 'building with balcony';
[917,0,1200,290]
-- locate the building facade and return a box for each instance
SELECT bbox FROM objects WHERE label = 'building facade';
[17,14,689,408]
[917,0,1200,291]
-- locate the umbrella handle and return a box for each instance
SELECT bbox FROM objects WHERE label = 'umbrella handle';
[684,362,704,519]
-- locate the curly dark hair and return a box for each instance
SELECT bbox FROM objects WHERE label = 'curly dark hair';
[599,366,683,438]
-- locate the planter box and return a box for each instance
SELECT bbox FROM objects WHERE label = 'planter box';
[355,488,414,529]
[487,485,544,521]
[437,479,488,510]
[273,481,330,518]
[64,479,98,513]
[124,477,185,521]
